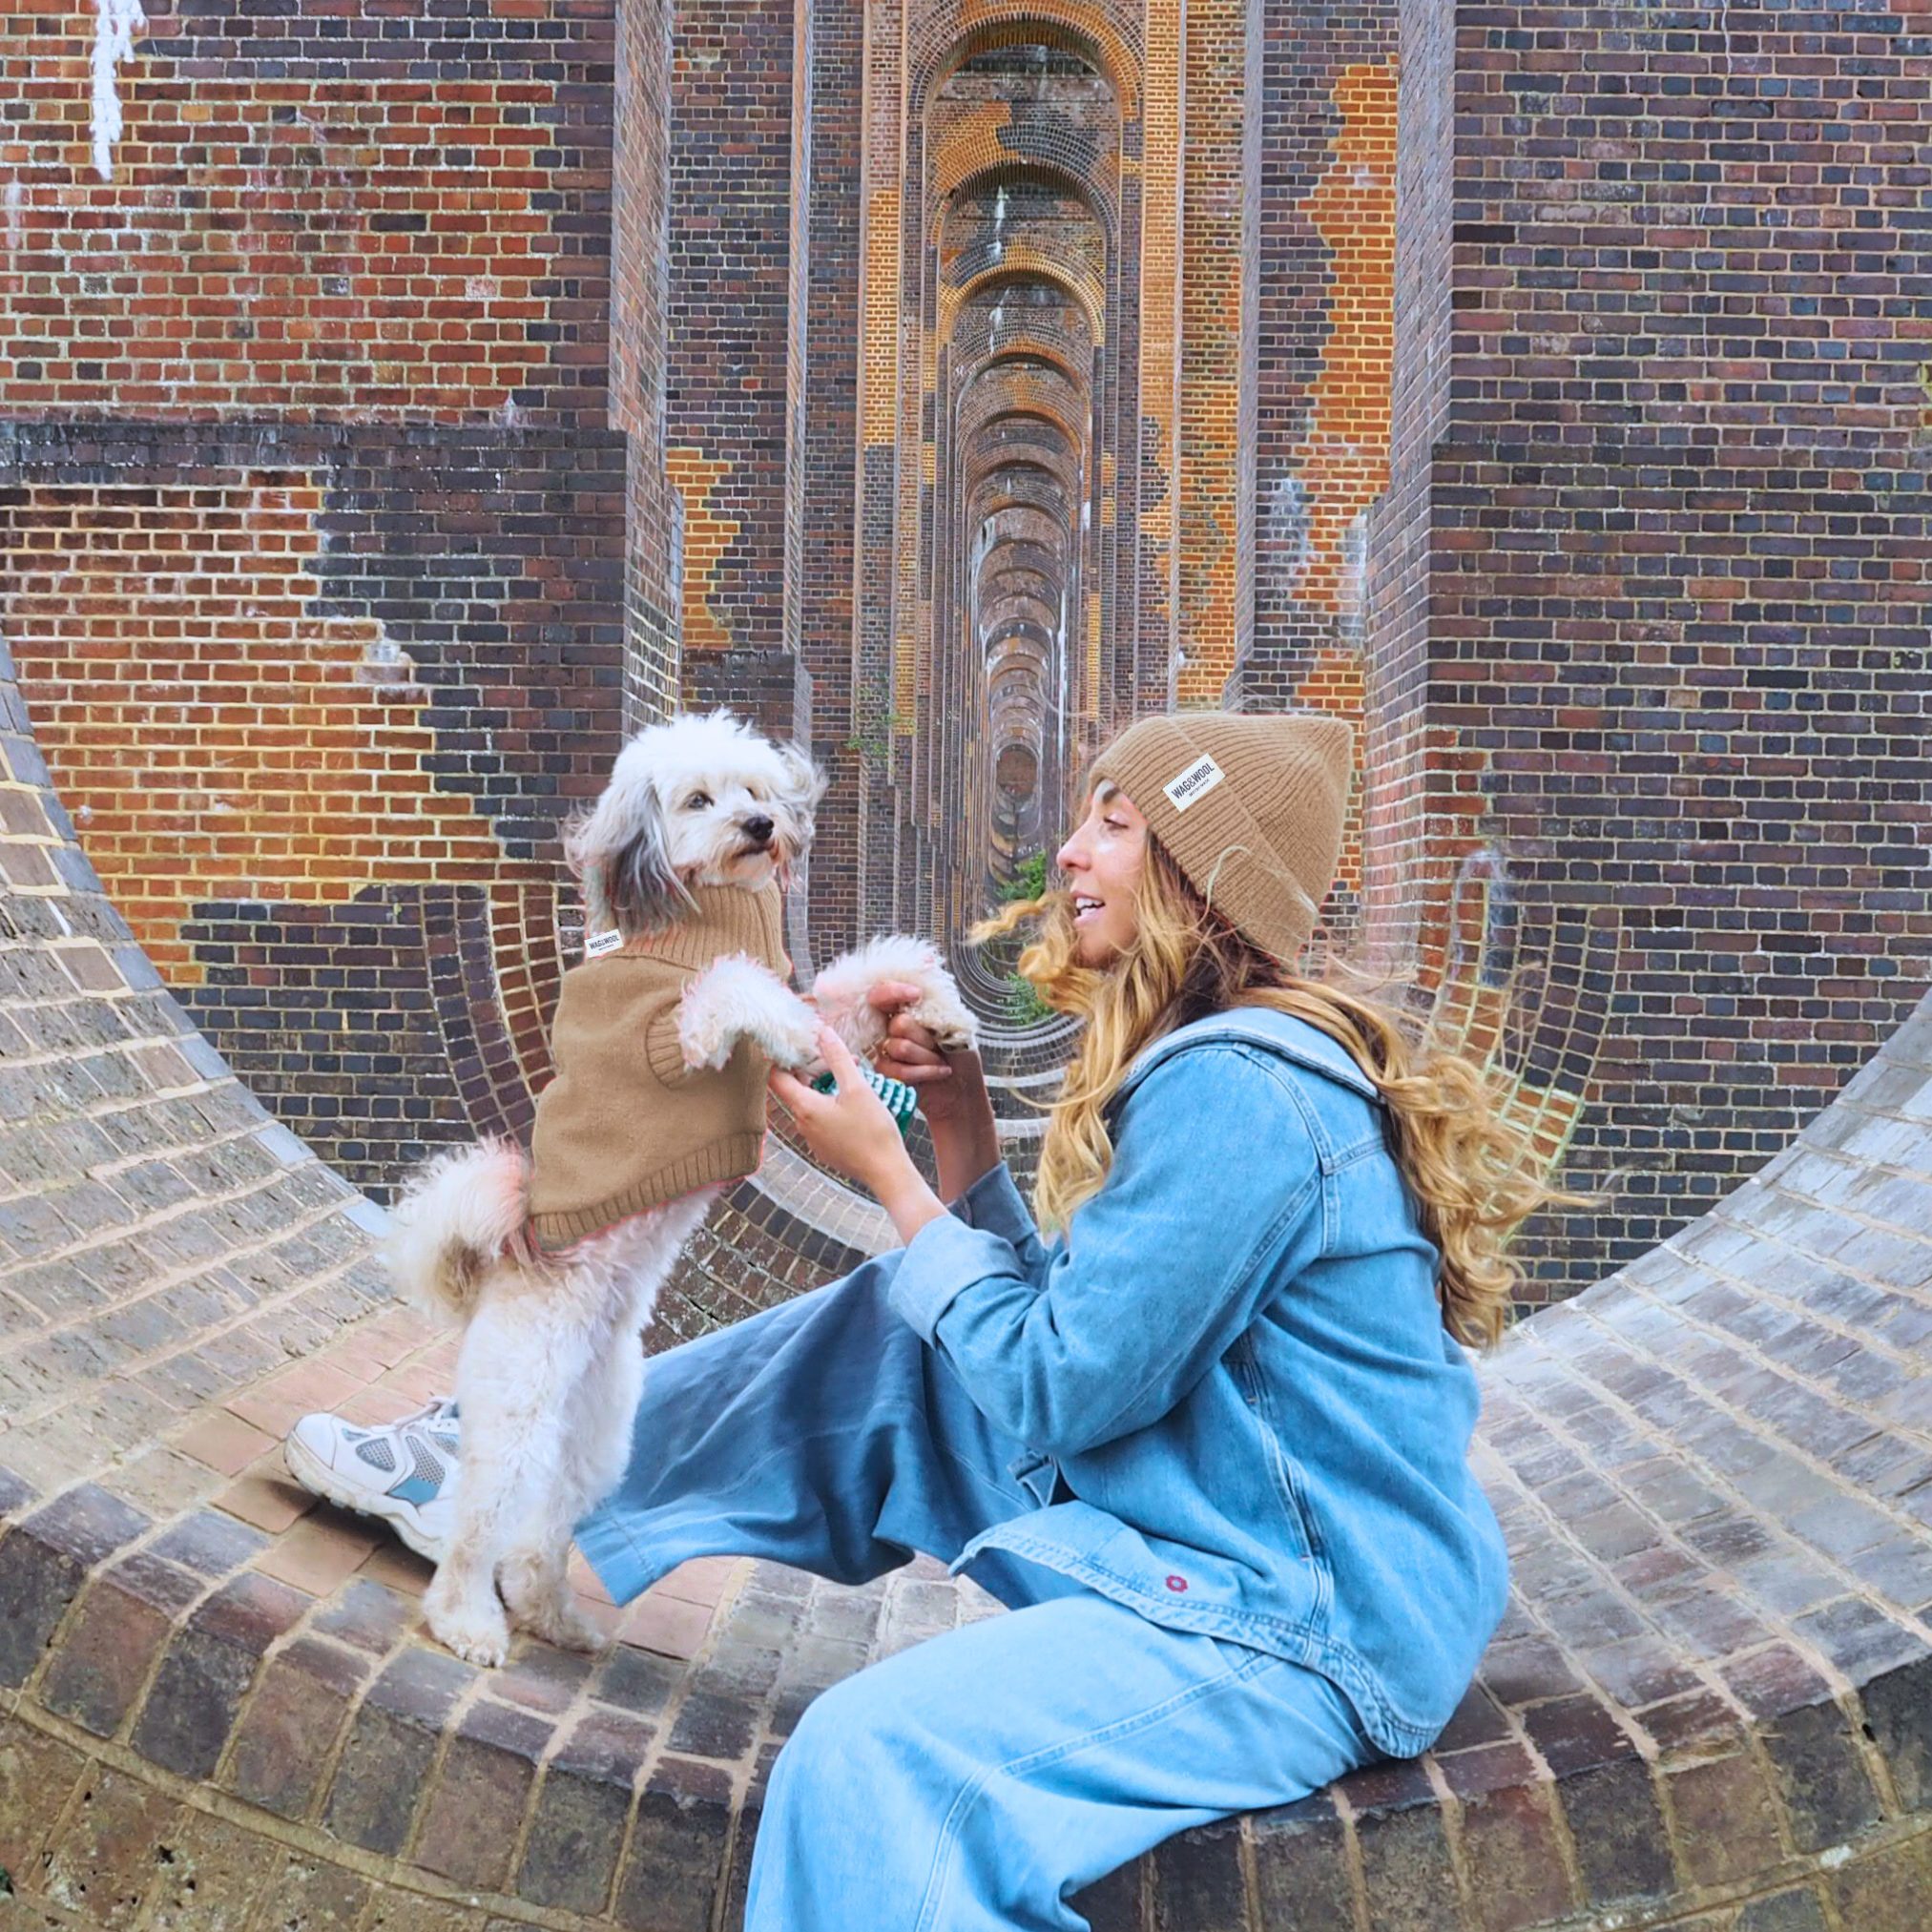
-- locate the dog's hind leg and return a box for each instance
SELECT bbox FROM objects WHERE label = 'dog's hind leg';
[498,1202,705,1651]
[426,1286,601,1667]
[498,1329,641,1652]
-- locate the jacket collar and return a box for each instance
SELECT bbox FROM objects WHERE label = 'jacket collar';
[1109,1005,1381,1117]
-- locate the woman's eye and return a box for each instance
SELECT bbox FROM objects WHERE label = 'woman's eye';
[1103,818,1127,832]
[685,793,712,811]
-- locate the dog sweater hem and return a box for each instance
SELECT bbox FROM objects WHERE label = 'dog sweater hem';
[527,1129,768,1251]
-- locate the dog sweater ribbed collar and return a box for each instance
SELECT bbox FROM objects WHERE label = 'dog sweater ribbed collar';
[588,881,790,974]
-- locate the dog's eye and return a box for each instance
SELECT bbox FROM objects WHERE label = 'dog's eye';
[683,792,713,811]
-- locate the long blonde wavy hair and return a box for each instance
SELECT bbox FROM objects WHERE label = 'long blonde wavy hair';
[974,836,1566,1347]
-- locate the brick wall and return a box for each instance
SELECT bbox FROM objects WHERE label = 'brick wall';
[0,3,670,1198]
[9,0,1926,1294]
[664,0,802,733]
[1364,0,1932,1301]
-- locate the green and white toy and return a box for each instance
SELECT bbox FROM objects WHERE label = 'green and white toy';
[812,1063,920,1138]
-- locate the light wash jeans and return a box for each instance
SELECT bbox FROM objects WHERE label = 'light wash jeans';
[575,1251,1380,1932]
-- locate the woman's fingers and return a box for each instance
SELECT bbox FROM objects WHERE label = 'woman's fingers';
[883,1038,951,1082]
[865,980,923,1013]
[767,1066,821,1117]
[816,1024,861,1080]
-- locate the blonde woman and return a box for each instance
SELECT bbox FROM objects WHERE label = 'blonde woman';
[294,713,1548,1931]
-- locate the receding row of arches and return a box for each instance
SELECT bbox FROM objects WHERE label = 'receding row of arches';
[886,15,1146,1002]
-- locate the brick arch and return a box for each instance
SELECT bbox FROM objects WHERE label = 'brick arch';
[943,257,1107,343]
[957,361,1091,441]
[908,9,1141,123]
[933,154,1118,235]
[971,469,1073,515]
[980,563,1062,605]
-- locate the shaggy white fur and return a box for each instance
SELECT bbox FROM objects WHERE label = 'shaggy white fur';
[381,712,977,1668]
[680,952,822,1070]
[812,934,977,1059]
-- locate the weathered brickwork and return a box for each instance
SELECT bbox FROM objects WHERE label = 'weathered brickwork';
[6,0,1928,1315]
[664,0,799,675]
[1,481,530,978]
[6,5,614,424]
[0,4,674,1198]
[1366,0,1932,1300]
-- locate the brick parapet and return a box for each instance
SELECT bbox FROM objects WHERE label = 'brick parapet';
[5,990,1932,1928]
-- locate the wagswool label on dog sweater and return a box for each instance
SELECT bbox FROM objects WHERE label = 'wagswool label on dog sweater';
[585,928,624,959]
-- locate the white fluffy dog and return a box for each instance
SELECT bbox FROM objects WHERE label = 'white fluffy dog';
[380,712,974,1667]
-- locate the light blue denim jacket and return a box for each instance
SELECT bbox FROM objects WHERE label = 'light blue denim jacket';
[889,1006,1510,1757]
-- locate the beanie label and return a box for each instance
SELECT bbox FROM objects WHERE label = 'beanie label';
[1162,752,1225,814]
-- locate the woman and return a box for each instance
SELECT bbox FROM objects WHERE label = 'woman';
[302,711,1551,1930]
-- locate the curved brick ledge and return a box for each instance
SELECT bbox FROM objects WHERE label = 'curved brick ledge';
[4,620,1932,1932]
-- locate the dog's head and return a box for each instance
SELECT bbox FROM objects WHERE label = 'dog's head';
[565,711,826,935]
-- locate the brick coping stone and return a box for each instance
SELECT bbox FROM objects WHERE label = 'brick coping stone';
[3,632,1932,1928]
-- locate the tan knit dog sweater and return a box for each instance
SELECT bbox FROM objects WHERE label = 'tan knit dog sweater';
[526,882,789,1252]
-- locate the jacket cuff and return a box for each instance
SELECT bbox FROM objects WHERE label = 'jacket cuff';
[889,1212,1021,1343]
[952,1162,1037,1246]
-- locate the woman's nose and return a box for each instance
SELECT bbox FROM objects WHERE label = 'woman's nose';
[1055,834,1084,872]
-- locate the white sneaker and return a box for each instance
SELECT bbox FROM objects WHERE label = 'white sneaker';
[284,1397,459,1563]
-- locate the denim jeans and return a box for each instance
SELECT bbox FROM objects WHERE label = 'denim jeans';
[576,1251,1380,1932]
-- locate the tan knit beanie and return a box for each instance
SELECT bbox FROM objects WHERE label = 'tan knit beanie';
[1087,711,1353,965]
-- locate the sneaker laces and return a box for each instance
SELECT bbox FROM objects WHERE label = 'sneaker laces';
[395,1396,460,1429]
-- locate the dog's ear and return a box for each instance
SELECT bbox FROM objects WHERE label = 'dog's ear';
[773,741,827,829]
[608,785,688,935]
[566,777,687,937]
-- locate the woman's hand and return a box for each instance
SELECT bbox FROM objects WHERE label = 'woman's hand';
[864,983,1001,1201]
[863,982,974,1116]
[770,1028,947,1242]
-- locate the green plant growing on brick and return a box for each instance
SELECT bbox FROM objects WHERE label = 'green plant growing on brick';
[843,678,913,770]
[984,852,1055,1022]
[1003,971,1056,1026]
[999,850,1049,904]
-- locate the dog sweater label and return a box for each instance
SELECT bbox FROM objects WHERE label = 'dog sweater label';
[1163,753,1225,813]
[584,928,624,959]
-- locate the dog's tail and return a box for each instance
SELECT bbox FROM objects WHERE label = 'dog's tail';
[383,1138,532,1321]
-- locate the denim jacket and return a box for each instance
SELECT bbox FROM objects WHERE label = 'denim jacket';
[890,1006,1510,1757]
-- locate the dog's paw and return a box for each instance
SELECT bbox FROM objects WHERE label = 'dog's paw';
[680,954,808,1070]
[679,1003,733,1071]
[426,1596,510,1668]
[754,1007,822,1070]
[516,1594,612,1655]
[906,988,978,1052]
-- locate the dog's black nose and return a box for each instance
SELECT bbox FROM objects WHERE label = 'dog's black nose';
[744,815,776,846]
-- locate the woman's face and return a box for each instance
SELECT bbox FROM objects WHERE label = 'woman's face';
[1054,782,1148,968]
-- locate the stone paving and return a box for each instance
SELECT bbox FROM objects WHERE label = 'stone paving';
[4,614,1932,1929]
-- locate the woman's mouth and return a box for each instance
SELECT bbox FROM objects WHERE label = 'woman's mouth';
[1072,895,1104,924]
